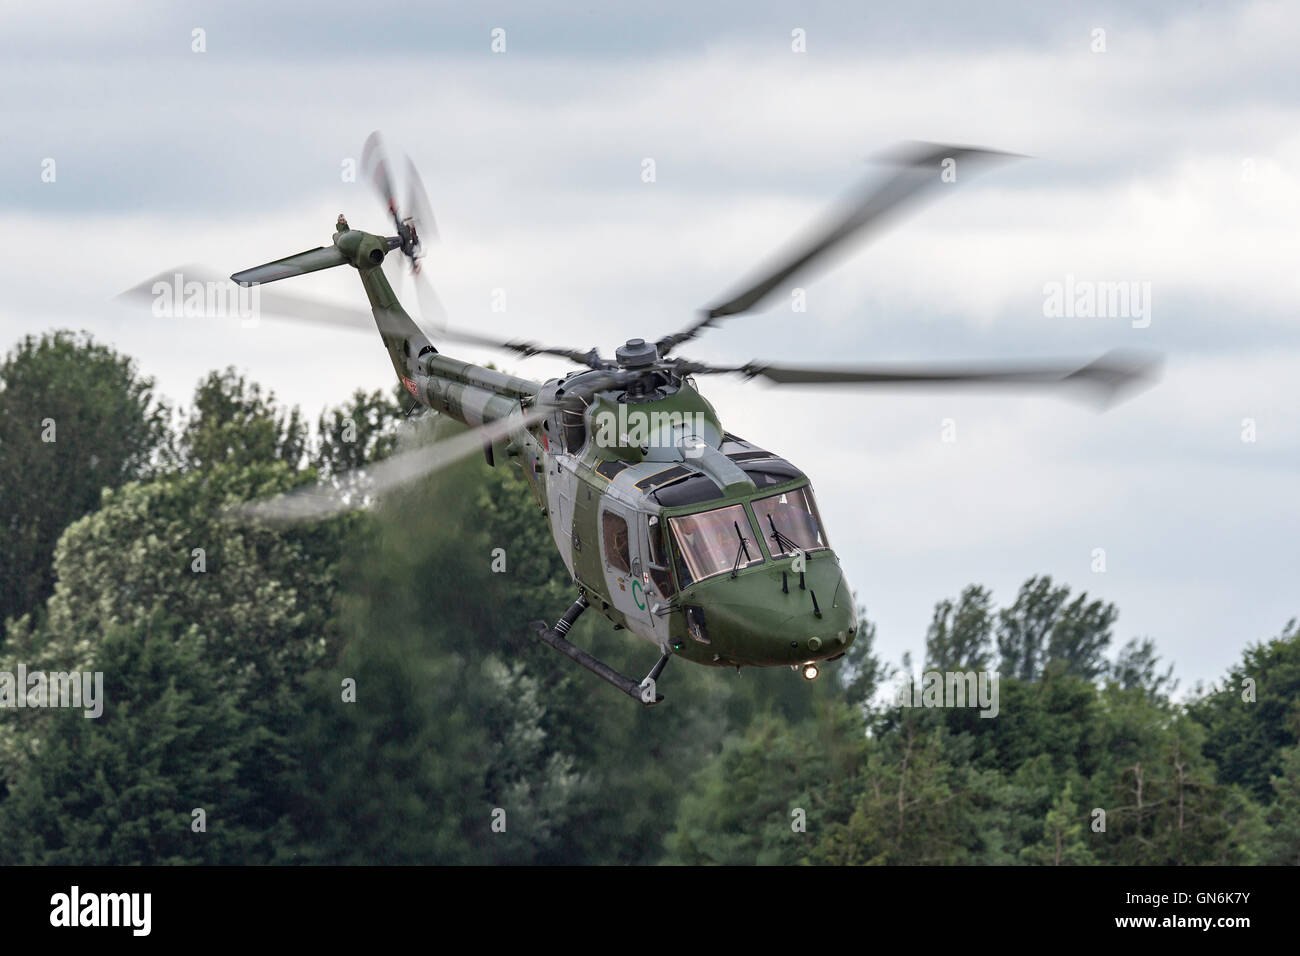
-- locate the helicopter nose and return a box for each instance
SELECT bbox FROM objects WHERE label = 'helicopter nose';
[686,553,856,666]
[673,552,859,668]
[772,576,857,664]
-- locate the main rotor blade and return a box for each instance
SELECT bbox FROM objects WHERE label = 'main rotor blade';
[229,406,549,525]
[658,142,1019,354]
[683,350,1162,408]
[553,368,643,400]
[432,326,609,368]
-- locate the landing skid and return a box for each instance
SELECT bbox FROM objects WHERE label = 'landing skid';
[531,596,670,706]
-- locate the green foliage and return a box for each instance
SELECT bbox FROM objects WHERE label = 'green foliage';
[0,617,265,864]
[0,335,1295,867]
[1110,637,1177,699]
[177,368,307,470]
[812,712,986,865]
[312,387,404,478]
[1018,781,1095,865]
[1263,744,1300,865]
[1187,619,1300,802]
[667,705,865,864]
[276,457,587,864]
[925,584,993,671]
[997,575,1117,682]
[1087,710,1264,865]
[0,460,346,786]
[0,331,168,635]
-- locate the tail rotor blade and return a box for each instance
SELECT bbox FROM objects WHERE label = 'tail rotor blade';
[405,155,439,252]
[413,267,449,335]
[361,130,399,217]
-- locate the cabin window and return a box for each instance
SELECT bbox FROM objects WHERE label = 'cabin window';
[751,485,829,555]
[601,511,631,573]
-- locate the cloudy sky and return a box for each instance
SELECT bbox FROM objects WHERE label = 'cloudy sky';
[3,0,1296,688]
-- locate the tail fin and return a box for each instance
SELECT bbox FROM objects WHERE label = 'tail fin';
[228,225,430,382]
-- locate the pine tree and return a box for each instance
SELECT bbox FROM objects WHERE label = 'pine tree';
[0,617,263,864]
[1019,781,1095,865]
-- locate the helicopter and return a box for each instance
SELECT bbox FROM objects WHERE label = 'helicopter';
[128,133,1158,706]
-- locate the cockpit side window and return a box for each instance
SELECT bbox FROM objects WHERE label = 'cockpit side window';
[646,515,677,598]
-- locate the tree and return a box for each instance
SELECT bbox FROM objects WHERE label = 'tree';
[312,387,405,478]
[997,576,1116,682]
[833,602,883,712]
[277,458,588,864]
[0,331,168,635]
[1019,781,1094,865]
[812,711,985,865]
[1263,743,1300,865]
[1047,591,1119,681]
[0,458,351,787]
[177,368,306,470]
[667,704,866,865]
[925,584,993,671]
[960,673,1103,780]
[1188,619,1300,802]
[1110,637,1176,699]
[0,617,266,864]
[1089,709,1264,865]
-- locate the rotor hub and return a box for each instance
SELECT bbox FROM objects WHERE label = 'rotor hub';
[615,338,659,369]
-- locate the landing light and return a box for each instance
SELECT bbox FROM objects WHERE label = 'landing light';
[802,663,819,681]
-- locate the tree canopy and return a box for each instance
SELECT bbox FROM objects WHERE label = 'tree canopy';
[0,332,1294,866]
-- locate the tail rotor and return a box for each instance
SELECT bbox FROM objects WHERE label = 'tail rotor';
[361,130,443,332]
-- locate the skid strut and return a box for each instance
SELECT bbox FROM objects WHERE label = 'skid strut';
[532,595,668,706]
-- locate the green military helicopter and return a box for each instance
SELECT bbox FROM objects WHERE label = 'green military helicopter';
[131,133,1157,706]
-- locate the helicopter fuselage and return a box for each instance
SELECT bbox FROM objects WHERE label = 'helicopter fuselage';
[350,241,858,671]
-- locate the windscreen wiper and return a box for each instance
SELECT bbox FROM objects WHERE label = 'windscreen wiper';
[730,520,752,578]
[767,513,806,559]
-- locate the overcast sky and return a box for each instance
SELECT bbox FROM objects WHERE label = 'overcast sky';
[3,0,1296,689]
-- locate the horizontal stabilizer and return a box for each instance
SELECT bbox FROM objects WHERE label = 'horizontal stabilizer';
[231,246,348,287]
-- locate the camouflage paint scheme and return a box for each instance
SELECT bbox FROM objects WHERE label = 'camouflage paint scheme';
[336,220,857,672]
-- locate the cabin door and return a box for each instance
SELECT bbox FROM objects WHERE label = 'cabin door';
[599,501,652,630]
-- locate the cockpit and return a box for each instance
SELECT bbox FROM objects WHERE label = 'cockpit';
[661,483,829,590]
[603,451,852,670]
